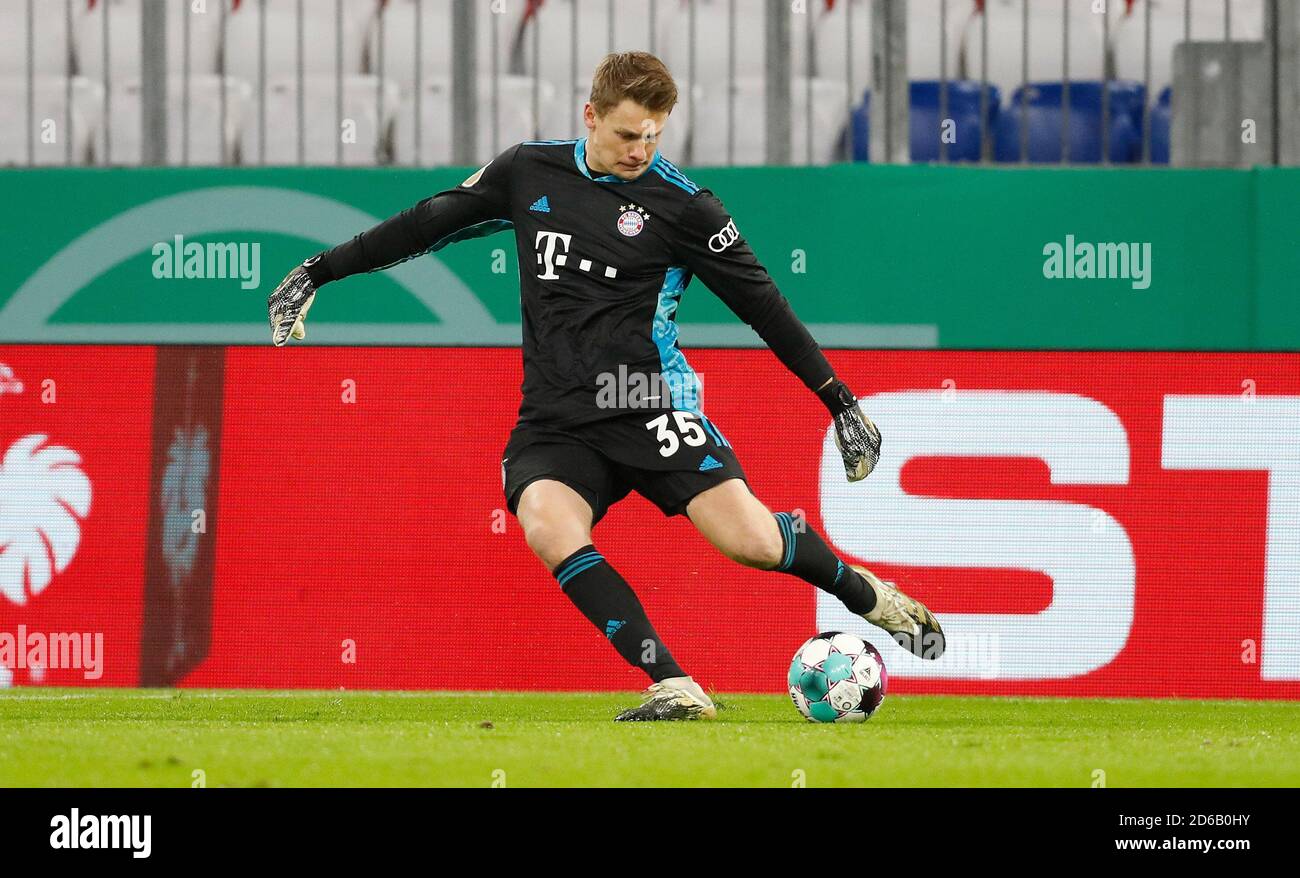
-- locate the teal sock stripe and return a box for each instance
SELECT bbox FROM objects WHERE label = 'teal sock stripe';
[555,551,604,587]
[773,513,796,570]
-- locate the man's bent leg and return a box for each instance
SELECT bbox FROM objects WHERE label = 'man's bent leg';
[515,479,689,685]
[685,478,875,614]
[686,479,945,659]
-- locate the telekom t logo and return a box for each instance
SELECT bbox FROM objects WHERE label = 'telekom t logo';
[535,231,572,280]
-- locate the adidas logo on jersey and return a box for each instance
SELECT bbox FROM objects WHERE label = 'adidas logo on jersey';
[698,455,723,472]
[529,196,551,213]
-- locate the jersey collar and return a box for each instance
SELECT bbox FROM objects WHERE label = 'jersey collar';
[574,137,661,184]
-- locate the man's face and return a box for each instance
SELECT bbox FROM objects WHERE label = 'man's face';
[583,99,670,181]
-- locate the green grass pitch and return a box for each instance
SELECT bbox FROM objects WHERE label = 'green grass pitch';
[3,689,1298,787]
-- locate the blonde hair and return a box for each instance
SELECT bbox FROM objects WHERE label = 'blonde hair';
[589,51,678,117]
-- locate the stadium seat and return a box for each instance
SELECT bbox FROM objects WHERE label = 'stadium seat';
[224,0,374,80]
[1149,84,1171,164]
[391,74,552,167]
[1111,0,1265,99]
[847,90,869,162]
[909,80,1001,162]
[955,0,1118,102]
[655,0,869,134]
[241,74,399,166]
[0,76,102,166]
[691,76,849,166]
[516,0,683,82]
[993,80,1145,163]
[796,0,873,89]
[846,81,1000,164]
[907,0,982,83]
[654,0,769,83]
[75,0,223,80]
[504,0,696,144]
[365,0,521,85]
[104,75,250,165]
[514,0,868,91]
[0,0,73,76]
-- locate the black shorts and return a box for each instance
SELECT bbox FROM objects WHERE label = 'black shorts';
[502,411,749,525]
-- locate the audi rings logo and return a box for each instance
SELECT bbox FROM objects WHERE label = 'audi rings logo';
[708,219,740,253]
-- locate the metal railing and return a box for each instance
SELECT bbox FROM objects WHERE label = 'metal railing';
[2,0,1292,168]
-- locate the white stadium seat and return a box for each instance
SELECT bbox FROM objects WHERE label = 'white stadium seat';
[0,76,102,166]
[691,76,849,165]
[793,0,873,94]
[75,0,223,80]
[1111,0,1265,97]
[0,0,73,76]
[522,0,690,90]
[656,0,768,82]
[907,0,985,82]
[242,74,400,166]
[955,0,1115,97]
[224,0,376,80]
[392,75,553,167]
[104,74,250,165]
[523,0,872,107]
[366,0,523,87]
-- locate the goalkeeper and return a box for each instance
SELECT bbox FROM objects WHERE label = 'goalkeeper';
[268,51,944,721]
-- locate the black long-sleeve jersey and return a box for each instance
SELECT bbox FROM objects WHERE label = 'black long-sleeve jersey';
[305,138,835,430]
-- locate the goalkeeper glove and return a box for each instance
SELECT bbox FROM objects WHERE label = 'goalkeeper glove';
[267,256,323,346]
[817,378,882,482]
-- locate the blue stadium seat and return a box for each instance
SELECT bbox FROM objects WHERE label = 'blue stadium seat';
[994,81,1146,163]
[909,80,1001,163]
[847,82,1001,163]
[847,89,869,162]
[1149,86,1171,164]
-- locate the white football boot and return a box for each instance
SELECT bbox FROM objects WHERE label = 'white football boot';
[614,676,718,721]
[852,564,946,660]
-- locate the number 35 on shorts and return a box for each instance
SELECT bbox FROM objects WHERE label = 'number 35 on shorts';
[645,411,708,457]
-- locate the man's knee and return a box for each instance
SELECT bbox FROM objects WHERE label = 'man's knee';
[515,480,593,571]
[521,518,587,571]
[727,520,785,570]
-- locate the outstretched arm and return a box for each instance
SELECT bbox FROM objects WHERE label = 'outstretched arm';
[267,145,518,346]
[671,189,882,480]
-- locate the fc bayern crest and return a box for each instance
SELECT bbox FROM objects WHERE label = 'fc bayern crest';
[617,203,649,237]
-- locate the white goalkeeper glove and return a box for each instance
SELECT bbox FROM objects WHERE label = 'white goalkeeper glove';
[818,379,882,482]
[267,257,323,346]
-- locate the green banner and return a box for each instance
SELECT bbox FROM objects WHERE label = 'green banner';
[0,164,1292,349]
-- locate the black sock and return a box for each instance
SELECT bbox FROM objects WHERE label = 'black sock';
[771,512,877,615]
[553,545,685,683]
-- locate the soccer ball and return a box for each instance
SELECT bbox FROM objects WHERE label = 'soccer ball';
[788,631,887,723]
